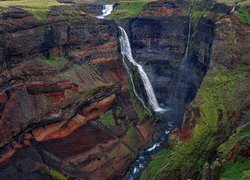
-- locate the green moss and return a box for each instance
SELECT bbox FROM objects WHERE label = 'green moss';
[167,68,242,174]
[242,171,250,180]
[111,149,120,158]
[198,70,238,131]
[49,169,67,180]
[99,110,115,128]
[236,10,250,24]
[140,148,170,180]
[160,126,217,177]
[121,144,132,155]
[219,156,250,179]
[218,123,250,158]
[109,0,153,19]
[158,65,249,177]
[43,56,65,66]
[125,125,140,147]
[0,0,68,21]
[62,63,113,94]
[126,77,150,120]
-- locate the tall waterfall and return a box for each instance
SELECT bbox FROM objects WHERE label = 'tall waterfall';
[184,0,193,59]
[119,27,166,112]
[96,4,114,19]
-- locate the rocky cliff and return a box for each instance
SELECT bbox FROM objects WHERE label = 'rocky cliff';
[153,1,250,179]
[0,0,249,180]
[0,7,155,179]
[117,0,215,136]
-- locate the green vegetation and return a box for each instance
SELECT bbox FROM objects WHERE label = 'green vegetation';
[63,63,113,94]
[215,0,250,24]
[0,0,67,21]
[121,144,132,155]
[126,77,151,120]
[125,125,140,147]
[158,62,249,178]
[49,169,67,180]
[43,56,66,66]
[111,149,120,158]
[218,123,250,158]
[157,6,250,177]
[99,110,116,128]
[109,0,154,19]
[216,0,249,6]
[236,10,250,24]
[242,171,250,180]
[219,156,250,179]
[140,148,170,180]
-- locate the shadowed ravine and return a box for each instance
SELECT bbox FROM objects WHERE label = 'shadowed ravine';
[96,1,209,179]
[121,2,194,178]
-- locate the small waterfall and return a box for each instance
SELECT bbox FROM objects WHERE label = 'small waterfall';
[96,4,114,19]
[230,6,236,13]
[184,0,193,59]
[119,27,166,112]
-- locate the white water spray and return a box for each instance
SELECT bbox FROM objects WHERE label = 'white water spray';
[119,27,166,112]
[230,6,236,13]
[121,55,152,114]
[97,4,114,19]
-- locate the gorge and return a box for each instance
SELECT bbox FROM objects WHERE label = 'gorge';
[0,0,249,180]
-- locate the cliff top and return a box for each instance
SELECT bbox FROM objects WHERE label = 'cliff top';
[0,0,69,20]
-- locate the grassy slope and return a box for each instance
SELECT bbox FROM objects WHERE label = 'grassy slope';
[109,0,154,19]
[140,148,170,180]
[0,0,68,20]
[217,0,250,24]
[0,0,156,20]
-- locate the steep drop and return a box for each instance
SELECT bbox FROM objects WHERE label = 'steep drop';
[119,27,166,113]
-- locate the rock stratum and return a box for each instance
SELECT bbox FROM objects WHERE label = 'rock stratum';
[0,0,249,180]
[0,6,154,180]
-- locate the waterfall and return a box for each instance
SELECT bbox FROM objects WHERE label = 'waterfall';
[184,0,193,59]
[119,27,166,112]
[96,4,114,19]
[121,55,152,114]
[230,6,236,13]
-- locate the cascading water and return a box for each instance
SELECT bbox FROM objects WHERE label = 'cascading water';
[119,27,166,113]
[121,54,152,114]
[230,6,236,13]
[123,1,194,179]
[96,4,114,19]
[184,0,193,60]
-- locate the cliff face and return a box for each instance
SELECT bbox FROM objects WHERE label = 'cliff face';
[0,7,154,179]
[0,1,249,179]
[123,1,215,126]
[154,1,250,179]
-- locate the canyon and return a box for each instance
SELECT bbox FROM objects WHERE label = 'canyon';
[0,0,249,180]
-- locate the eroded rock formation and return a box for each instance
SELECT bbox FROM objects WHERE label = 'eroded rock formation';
[0,7,154,179]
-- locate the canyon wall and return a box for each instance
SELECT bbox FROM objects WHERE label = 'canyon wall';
[119,0,215,128]
[0,1,249,180]
[154,1,250,179]
[0,7,154,179]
